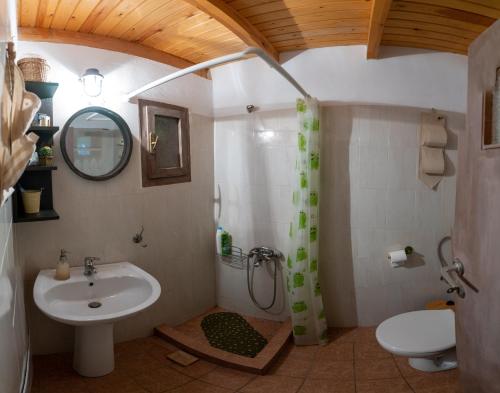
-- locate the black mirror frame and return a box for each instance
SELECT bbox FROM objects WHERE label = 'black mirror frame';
[60,106,133,181]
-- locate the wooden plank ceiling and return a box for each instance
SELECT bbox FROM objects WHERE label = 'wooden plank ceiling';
[17,0,500,71]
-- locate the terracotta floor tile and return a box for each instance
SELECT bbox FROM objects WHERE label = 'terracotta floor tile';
[115,337,157,356]
[115,352,167,377]
[406,370,460,393]
[328,327,377,344]
[291,344,319,360]
[37,371,87,389]
[316,342,354,362]
[308,360,354,380]
[146,336,179,352]
[282,343,319,361]
[33,329,461,393]
[167,359,218,378]
[132,366,192,393]
[298,378,355,393]
[38,378,88,393]
[356,378,413,393]
[354,358,401,381]
[84,373,147,393]
[169,380,234,393]
[239,375,304,393]
[147,344,178,363]
[199,366,255,390]
[34,353,76,381]
[269,355,312,378]
[354,342,392,360]
[89,381,148,393]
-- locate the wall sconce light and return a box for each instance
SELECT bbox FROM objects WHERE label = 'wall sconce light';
[80,68,103,97]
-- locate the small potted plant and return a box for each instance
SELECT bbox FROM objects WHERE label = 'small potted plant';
[38,146,54,166]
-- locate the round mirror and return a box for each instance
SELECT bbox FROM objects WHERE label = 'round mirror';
[60,107,133,181]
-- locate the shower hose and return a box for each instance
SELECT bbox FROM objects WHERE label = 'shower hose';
[246,248,280,311]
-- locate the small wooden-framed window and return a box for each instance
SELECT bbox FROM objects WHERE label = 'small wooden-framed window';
[139,99,191,186]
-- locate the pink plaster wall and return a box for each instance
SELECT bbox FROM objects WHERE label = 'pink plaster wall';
[454,20,500,393]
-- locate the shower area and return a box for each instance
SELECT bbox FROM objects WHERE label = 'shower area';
[157,108,299,373]
[214,110,296,321]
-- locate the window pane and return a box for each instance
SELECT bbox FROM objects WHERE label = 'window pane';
[154,115,181,169]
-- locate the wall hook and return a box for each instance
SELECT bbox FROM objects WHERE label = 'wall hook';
[133,226,144,244]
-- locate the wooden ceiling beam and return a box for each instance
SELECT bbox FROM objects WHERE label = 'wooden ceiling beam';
[18,27,209,78]
[367,0,393,59]
[181,0,279,61]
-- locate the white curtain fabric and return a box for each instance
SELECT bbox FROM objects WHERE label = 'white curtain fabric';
[0,47,40,205]
[286,97,328,345]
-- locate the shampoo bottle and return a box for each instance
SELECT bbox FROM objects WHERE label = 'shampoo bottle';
[55,249,70,280]
[216,226,223,255]
[221,231,232,256]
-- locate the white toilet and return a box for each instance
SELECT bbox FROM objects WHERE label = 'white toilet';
[376,309,457,372]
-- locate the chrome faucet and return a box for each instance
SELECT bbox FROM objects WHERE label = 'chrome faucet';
[84,257,100,276]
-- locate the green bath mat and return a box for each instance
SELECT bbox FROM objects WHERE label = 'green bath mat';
[201,312,268,358]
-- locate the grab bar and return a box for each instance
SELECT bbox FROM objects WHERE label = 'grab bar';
[440,258,465,298]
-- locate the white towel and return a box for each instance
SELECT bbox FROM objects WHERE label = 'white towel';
[421,146,445,175]
[0,54,41,205]
[418,112,447,189]
[421,112,447,148]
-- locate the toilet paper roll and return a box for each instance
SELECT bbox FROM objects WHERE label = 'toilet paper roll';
[388,250,407,267]
[421,146,445,175]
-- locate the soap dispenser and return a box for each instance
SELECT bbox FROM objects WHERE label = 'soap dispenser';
[55,249,70,280]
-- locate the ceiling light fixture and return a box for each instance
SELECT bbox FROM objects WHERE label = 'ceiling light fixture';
[80,68,104,97]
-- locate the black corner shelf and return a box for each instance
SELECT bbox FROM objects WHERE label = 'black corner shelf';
[13,81,60,224]
[25,165,57,172]
[14,209,59,223]
[28,126,59,134]
[25,81,59,99]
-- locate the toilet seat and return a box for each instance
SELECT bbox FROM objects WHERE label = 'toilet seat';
[376,310,455,358]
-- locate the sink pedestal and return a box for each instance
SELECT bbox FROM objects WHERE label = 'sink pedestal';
[74,324,114,377]
[34,262,161,377]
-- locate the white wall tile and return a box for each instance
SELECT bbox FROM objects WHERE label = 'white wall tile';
[385,190,415,230]
[359,146,389,189]
[353,188,386,229]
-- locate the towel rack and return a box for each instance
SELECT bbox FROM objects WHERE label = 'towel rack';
[440,258,465,298]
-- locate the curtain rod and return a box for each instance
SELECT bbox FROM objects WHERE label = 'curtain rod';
[123,47,311,101]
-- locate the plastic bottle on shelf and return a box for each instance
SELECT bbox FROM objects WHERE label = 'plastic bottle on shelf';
[216,226,223,255]
[221,231,232,256]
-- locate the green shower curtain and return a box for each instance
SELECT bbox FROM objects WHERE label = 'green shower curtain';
[286,97,328,346]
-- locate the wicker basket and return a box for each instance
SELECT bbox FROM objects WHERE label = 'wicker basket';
[17,57,50,82]
[21,189,42,214]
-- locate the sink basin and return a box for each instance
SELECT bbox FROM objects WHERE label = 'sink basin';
[33,262,161,377]
[34,262,160,326]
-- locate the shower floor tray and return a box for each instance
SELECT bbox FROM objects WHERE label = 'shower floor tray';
[155,307,292,374]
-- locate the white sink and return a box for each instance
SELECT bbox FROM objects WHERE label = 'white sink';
[33,262,161,377]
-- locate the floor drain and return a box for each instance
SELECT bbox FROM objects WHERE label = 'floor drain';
[88,301,102,309]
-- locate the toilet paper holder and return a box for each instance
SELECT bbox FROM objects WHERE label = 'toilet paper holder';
[387,246,413,259]
[387,246,413,267]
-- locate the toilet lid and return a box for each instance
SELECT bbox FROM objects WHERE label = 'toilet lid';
[376,310,455,356]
